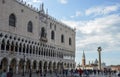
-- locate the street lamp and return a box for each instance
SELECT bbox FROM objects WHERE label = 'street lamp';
[97,46,102,70]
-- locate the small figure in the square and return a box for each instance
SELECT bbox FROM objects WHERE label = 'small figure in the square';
[1,69,7,77]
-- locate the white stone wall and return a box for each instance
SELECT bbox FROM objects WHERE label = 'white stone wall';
[0,0,75,59]
[0,0,39,40]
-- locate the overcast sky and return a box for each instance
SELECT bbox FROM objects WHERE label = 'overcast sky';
[23,0,120,66]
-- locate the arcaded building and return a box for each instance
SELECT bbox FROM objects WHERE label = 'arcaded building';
[0,0,76,74]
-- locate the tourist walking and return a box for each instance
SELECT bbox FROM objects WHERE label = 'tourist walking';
[7,68,13,77]
[29,68,32,77]
[1,69,7,77]
[78,69,83,77]
[39,69,42,77]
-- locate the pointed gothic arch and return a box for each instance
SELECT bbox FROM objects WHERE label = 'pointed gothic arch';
[41,27,46,38]
[1,39,5,50]
[61,34,64,43]
[27,21,33,32]
[1,58,8,71]
[9,13,16,27]
[10,58,17,73]
[51,30,55,40]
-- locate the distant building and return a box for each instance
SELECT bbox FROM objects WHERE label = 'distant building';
[78,51,106,70]
[110,65,120,71]
[0,0,76,73]
[82,51,86,66]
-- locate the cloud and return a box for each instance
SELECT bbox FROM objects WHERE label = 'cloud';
[85,4,120,16]
[76,11,82,16]
[79,14,120,34]
[63,14,120,34]
[61,14,120,53]
[32,0,42,3]
[70,11,82,18]
[58,0,68,4]
[61,20,79,29]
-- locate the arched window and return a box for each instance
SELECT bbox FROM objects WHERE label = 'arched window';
[30,45,32,54]
[26,45,29,53]
[39,48,40,55]
[15,42,18,52]
[51,30,55,40]
[27,21,33,32]
[23,44,25,53]
[44,49,46,56]
[50,23,52,29]
[41,48,43,55]
[9,13,16,27]
[61,34,64,43]
[1,39,5,50]
[69,38,72,45]
[6,40,10,51]
[19,43,22,52]
[11,41,14,51]
[41,27,46,38]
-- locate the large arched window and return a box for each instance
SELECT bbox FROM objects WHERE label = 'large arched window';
[69,38,72,45]
[9,13,16,27]
[27,21,33,32]
[61,34,64,43]
[51,30,55,40]
[41,27,46,38]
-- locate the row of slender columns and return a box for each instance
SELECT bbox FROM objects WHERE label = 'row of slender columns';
[0,42,63,59]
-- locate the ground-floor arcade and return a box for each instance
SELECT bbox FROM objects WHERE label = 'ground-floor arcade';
[0,57,75,74]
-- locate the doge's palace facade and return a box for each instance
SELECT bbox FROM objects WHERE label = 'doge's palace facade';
[0,0,76,73]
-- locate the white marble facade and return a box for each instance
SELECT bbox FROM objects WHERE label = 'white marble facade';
[0,0,76,73]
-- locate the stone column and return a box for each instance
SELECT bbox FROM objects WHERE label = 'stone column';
[30,60,33,70]
[36,62,39,71]
[97,47,102,70]
[42,62,44,73]
[51,64,53,72]
[21,44,23,54]
[16,60,19,74]
[24,61,26,73]
[7,59,11,72]
[13,45,15,54]
[9,43,11,53]
[47,64,49,72]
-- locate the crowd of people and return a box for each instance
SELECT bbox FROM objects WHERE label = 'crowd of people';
[0,68,13,77]
[34,68,118,77]
[69,68,118,77]
[0,68,119,77]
